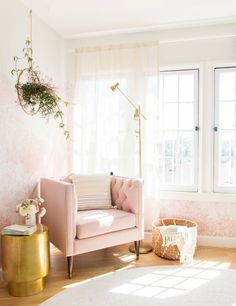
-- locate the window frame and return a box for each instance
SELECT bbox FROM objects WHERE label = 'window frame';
[214,66,236,193]
[159,68,199,192]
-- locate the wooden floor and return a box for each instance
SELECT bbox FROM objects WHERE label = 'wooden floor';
[1,244,236,306]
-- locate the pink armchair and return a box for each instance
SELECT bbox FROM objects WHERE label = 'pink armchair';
[40,176,144,278]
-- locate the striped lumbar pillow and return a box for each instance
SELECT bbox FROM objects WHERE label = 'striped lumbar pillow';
[71,174,112,211]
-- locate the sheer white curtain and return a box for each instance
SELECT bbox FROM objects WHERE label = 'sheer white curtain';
[73,42,160,229]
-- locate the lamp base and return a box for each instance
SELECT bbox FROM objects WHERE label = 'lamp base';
[129,241,153,254]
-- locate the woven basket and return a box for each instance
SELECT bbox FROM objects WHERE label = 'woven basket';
[152,218,197,260]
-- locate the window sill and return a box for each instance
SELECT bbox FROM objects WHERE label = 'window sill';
[160,191,236,202]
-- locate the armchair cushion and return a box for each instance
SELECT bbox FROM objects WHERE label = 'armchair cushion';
[71,173,112,211]
[76,209,136,239]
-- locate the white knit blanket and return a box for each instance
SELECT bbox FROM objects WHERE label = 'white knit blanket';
[159,225,195,263]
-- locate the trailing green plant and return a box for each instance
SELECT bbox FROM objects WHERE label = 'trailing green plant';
[11,38,70,140]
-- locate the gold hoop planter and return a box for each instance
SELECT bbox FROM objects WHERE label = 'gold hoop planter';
[12,11,70,140]
[15,68,41,116]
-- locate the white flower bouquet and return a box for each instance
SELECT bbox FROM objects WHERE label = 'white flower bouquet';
[16,197,46,225]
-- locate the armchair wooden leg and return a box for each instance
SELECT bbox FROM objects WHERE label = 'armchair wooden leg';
[134,240,141,260]
[67,256,73,279]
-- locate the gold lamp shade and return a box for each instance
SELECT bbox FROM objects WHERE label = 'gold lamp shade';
[133,108,140,120]
[110,82,120,91]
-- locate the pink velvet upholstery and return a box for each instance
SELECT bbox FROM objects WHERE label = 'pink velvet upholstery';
[40,175,144,277]
[76,209,136,239]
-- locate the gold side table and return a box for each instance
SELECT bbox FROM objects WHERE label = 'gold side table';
[1,224,50,296]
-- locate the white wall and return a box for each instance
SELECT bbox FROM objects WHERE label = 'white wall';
[0,0,69,248]
[67,23,236,240]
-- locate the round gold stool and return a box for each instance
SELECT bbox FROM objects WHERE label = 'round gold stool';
[1,224,50,296]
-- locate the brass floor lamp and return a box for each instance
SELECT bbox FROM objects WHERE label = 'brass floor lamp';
[110,82,152,254]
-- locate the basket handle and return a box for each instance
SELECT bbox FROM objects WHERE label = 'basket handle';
[161,219,177,226]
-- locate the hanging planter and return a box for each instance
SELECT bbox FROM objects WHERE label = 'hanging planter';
[11,11,70,140]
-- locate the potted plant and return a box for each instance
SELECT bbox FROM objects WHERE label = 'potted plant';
[11,38,70,139]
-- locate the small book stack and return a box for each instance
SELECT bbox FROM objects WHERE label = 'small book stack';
[2,224,37,236]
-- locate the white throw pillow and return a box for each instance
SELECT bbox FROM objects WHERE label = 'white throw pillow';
[71,173,112,211]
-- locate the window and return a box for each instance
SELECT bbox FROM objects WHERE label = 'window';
[214,67,236,192]
[159,69,199,191]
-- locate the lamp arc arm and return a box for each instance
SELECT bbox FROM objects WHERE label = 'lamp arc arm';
[110,83,147,120]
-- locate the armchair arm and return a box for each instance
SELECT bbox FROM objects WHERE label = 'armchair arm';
[40,178,77,256]
[111,176,144,232]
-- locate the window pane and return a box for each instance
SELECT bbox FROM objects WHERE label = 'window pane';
[162,159,172,184]
[179,103,194,129]
[160,131,195,186]
[163,74,178,102]
[160,69,198,190]
[160,132,177,185]
[163,132,177,157]
[218,131,235,186]
[179,73,194,102]
[219,102,235,129]
[164,103,178,129]
[219,71,236,101]
[178,132,194,185]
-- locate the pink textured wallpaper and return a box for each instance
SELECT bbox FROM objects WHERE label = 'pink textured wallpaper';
[0,78,68,229]
[160,199,236,237]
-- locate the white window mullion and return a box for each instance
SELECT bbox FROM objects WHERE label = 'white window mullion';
[214,69,220,192]
[177,73,180,186]
[193,70,199,191]
[234,74,236,184]
[234,128,236,185]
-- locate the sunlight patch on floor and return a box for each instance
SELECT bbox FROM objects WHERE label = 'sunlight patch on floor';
[119,254,136,262]
[109,260,229,299]
[63,279,91,288]
[93,272,114,279]
[63,259,230,298]
[116,264,135,272]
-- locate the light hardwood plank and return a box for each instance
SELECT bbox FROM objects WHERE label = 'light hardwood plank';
[0,244,236,306]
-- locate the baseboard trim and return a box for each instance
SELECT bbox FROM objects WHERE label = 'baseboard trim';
[197,235,236,248]
[144,231,152,241]
[144,232,236,248]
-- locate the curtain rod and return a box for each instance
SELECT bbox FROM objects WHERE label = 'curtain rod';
[75,41,159,53]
